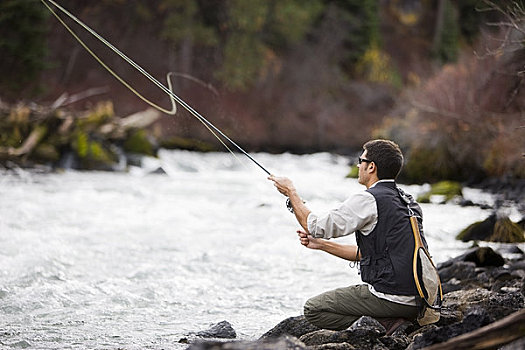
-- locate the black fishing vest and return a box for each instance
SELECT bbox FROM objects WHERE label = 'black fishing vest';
[356,181,426,296]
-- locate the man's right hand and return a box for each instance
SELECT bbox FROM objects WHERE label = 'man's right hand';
[297,230,324,250]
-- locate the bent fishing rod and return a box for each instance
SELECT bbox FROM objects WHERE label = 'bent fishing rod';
[40,0,271,176]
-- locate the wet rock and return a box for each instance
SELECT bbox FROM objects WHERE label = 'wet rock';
[260,315,320,339]
[321,328,385,349]
[300,329,339,346]
[187,335,306,350]
[310,342,355,350]
[434,308,463,328]
[195,321,237,339]
[463,246,505,267]
[456,214,496,241]
[438,261,476,283]
[457,215,524,243]
[410,307,492,349]
[347,316,383,332]
[378,334,411,350]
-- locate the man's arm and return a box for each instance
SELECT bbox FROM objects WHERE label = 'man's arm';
[268,175,311,231]
[298,230,360,261]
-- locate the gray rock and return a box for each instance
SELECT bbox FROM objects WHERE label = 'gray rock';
[438,261,477,283]
[187,335,306,350]
[410,307,492,349]
[300,330,338,346]
[309,342,355,350]
[195,321,237,339]
[463,246,505,267]
[323,328,385,349]
[260,315,320,339]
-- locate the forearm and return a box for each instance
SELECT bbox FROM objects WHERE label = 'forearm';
[288,190,311,232]
[318,241,360,261]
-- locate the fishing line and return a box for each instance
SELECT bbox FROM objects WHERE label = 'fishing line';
[41,0,271,176]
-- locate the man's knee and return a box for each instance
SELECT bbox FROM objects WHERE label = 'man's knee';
[303,297,322,325]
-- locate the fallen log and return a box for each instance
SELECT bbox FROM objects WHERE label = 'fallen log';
[422,308,525,350]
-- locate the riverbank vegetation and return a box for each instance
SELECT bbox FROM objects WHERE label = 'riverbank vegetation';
[0,1,523,187]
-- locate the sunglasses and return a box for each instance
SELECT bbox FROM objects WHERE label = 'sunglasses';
[358,157,372,164]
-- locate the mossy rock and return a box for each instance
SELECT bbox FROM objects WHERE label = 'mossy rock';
[417,181,463,203]
[490,217,525,243]
[72,131,118,170]
[457,214,525,243]
[124,130,155,156]
[457,214,496,242]
[159,136,216,152]
[346,165,359,178]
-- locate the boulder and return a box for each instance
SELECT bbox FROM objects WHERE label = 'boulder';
[195,320,237,339]
[187,335,306,350]
[463,246,505,267]
[457,215,524,243]
[456,214,496,241]
[438,261,477,283]
[259,315,320,339]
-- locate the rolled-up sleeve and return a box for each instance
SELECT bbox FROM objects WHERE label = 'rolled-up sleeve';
[307,191,377,238]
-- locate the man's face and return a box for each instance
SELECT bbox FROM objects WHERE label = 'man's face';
[357,150,370,185]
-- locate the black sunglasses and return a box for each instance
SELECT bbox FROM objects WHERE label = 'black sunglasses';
[358,157,372,164]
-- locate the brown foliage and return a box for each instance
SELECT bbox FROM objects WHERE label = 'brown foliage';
[382,28,525,182]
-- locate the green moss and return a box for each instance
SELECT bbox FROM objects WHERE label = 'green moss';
[76,101,114,131]
[74,131,89,158]
[160,136,216,152]
[124,130,155,156]
[490,217,525,243]
[346,165,359,178]
[88,141,116,164]
[417,181,462,203]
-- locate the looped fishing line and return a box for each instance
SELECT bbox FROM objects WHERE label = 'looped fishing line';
[41,0,271,175]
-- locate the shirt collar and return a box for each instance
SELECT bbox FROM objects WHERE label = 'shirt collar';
[369,179,395,189]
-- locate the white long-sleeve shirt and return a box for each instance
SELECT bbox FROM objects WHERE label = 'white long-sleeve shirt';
[306,180,417,306]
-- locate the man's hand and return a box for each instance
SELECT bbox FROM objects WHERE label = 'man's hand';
[297,230,325,250]
[268,175,296,197]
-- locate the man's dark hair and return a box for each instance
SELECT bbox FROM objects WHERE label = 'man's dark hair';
[363,139,404,179]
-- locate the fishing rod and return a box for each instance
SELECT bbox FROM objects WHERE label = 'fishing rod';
[40,0,272,176]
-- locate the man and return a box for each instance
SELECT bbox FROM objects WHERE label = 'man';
[268,139,427,335]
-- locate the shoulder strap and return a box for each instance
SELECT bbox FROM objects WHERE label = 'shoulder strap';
[397,186,443,307]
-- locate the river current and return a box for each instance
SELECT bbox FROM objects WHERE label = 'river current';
[0,150,522,349]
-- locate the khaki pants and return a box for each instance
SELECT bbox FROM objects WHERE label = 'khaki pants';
[303,284,419,331]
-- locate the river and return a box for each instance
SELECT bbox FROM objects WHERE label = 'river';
[0,150,522,349]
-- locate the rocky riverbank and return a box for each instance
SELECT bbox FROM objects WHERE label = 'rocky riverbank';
[184,245,525,349]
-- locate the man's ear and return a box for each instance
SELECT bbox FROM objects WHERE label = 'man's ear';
[368,162,376,173]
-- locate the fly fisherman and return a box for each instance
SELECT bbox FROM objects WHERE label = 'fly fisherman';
[268,139,427,335]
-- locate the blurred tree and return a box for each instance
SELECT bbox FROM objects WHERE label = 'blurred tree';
[160,0,323,91]
[432,0,460,63]
[161,0,219,79]
[333,0,381,74]
[216,0,323,90]
[0,0,49,97]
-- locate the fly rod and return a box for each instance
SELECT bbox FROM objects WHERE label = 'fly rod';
[41,0,271,176]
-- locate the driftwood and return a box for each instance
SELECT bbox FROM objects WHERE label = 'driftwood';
[118,108,162,130]
[7,126,47,157]
[422,308,525,350]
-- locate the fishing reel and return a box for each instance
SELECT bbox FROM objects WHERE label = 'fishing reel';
[286,197,306,214]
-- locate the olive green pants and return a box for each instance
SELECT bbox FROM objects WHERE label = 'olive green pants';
[303,284,419,331]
